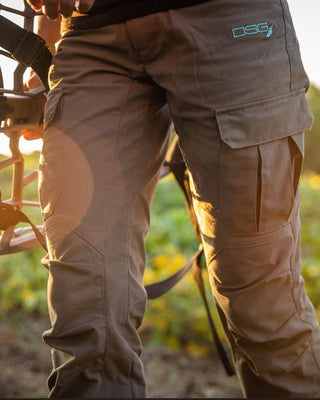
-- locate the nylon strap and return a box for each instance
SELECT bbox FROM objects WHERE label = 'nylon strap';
[192,249,235,376]
[0,15,52,90]
[147,137,235,376]
[145,246,203,299]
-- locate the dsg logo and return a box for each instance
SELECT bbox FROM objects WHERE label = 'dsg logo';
[232,22,274,39]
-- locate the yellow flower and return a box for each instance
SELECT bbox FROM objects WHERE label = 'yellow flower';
[22,288,33,300]
[143,268,155,284]
[185,342,208,357]
[309,175,320,190]
[152,255,170,270]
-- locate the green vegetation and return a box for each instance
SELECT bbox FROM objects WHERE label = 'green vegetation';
[1,83,320,355]
[305,85,320,173]
[300,173,320,320]
[0,150,45,314]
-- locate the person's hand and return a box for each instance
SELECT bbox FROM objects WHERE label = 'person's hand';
[24,70,45,92]
[27,0,95,19]
[20,70,46,140]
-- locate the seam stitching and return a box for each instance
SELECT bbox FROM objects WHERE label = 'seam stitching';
[279,0,292,92]
[100,78,135,396]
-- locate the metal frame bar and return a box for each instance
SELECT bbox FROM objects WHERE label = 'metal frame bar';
[0,2,35,17]
[0,1,43,254]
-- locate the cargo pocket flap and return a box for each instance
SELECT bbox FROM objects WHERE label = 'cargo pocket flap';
[216,89,313,149]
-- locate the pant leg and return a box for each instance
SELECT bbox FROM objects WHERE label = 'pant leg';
[39,25,172,398]
[132,0,320,397]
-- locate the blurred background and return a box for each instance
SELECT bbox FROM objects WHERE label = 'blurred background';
[1,0,320,397]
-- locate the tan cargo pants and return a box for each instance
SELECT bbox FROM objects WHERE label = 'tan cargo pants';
[39,0,320,397]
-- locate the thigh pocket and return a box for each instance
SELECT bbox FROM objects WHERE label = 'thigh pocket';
[216,89,313,235]
[39,88,64,220]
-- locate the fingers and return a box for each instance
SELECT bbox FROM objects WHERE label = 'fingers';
[60,0,75,17]
[24,71,43,91]
[27,0,43,10]
[76,0,95,13]
[35,0,95,19]
[42,0,60,19]
[21,126,44,140]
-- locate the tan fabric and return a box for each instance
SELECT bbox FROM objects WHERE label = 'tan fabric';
[40,0,320,397]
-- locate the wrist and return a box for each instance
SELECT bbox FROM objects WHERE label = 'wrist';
[46,43,57,55]
[36,15,61,53]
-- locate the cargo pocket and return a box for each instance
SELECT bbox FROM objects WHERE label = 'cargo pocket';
[216,89,313,235]
[39,88,64,221]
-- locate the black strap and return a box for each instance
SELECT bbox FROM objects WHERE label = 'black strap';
[145,246,203,299]
[192,249,235,376]
[0,203,47,251]
[0,15,52,90]
[160,137,235,376]
[164,137,201,240]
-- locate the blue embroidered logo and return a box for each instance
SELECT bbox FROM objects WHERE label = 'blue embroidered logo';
[266,24,274,38]
[232,22,274,39]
